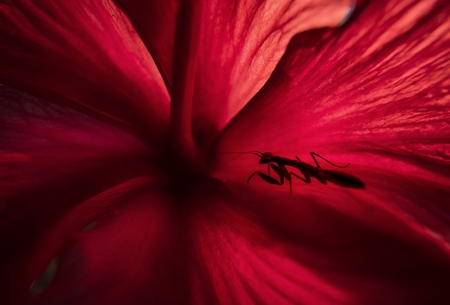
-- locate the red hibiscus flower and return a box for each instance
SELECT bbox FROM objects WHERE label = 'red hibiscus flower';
[1,0,450,304]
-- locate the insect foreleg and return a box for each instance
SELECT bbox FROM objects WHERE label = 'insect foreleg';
[247,171,258,183]
[268,163,282,176]
[270,164,294,194]
[247,171,284,186]
[310,152,349,169]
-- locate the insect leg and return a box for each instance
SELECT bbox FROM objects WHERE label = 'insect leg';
[247,171,284,186]
[290,172,311,184]
[248,163,286,188]
[310,152,349,169]
[270,164,295,194]
[269,164,283,177]
[247,171,259,183]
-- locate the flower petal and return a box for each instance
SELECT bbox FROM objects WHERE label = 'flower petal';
[215,0,450,244]
[0,87,156,304]
[116,0,355,147]
[193,0,355,143]
[0,0,169,142]
[114,0,178,89]
[28,188,189,305]
[25,178,450,304]
[187,182,450,304]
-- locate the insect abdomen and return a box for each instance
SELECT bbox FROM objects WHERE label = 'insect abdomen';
[324,170,365,189]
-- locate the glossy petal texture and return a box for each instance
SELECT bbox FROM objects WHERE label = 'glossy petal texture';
[216,0,450,253]
[116,0,355,146]
[0,0,169,142]
[0,87,155,304]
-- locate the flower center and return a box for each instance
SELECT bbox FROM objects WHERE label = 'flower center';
[156,143,213,190]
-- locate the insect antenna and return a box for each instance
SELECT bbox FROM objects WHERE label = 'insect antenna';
[216,151,263,157]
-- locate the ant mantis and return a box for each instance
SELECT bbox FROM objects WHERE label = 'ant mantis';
[224,151,365,194]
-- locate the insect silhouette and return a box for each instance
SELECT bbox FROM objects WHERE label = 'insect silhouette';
[233,151,365,194]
